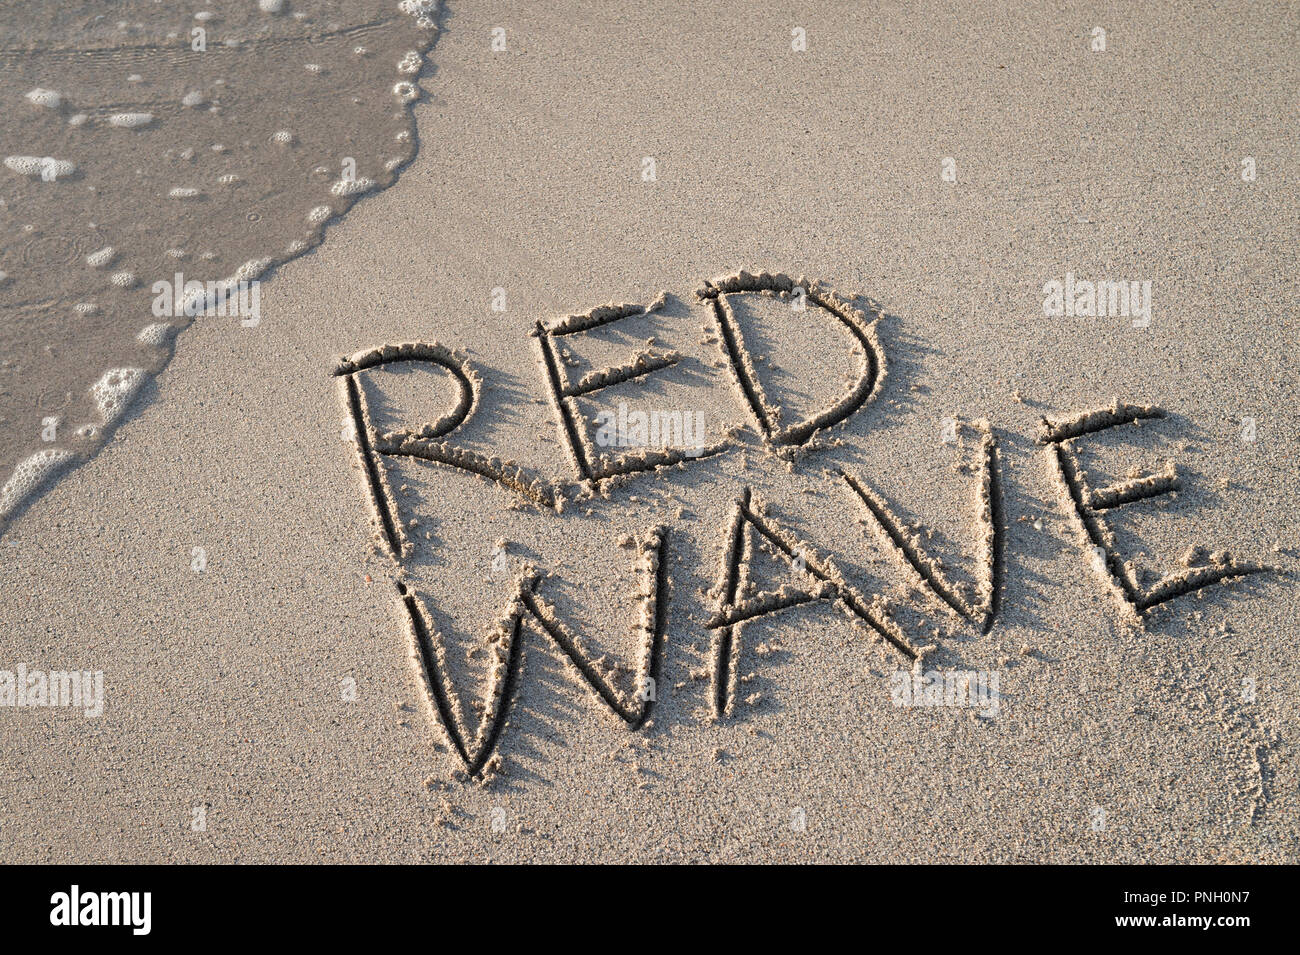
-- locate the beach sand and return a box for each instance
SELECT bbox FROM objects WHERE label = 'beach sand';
[1,1,1296,862]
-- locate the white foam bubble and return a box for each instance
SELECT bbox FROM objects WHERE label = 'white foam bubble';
[168,186,202,198]
[0,271,9,285]
[259,0,285,12]
[330,177,375,197]
[392,81,418,103]
[231,257,271,282]
[181,90,206,107]
[399,0,438,16]
[4,155,76,180]
[4,156,41,175]
[398,52,422,74]
[68,113,88,126]
[308,204,332,223]
[86,246,115,268]
[137,322,175,347]
[74,302,99,315]
[218,173,240,185]
[110,270,137,288]
[25,87,62,109]
[0,449,75,523]
[90,367,146,424]
[109,112,154,129]
[270,129,294,144]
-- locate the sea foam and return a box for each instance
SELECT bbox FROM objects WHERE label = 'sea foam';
[108,112,154,129]
[24,87,62,108]
[90,368,146,425]
[0,450,74,525]
[4,155,76,180]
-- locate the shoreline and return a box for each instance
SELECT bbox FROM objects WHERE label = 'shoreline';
[0,0,445,534]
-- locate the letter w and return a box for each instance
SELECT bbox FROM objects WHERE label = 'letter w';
[397,527,669,777]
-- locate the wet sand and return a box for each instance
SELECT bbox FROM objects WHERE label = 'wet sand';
[0,0,438,527]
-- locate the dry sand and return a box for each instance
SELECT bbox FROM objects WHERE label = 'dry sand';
[1,1,1297,863]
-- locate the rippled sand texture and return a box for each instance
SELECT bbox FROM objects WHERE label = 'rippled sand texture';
[0,0,440,528]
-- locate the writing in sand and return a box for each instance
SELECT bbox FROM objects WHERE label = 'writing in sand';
[333,270,1277,779]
